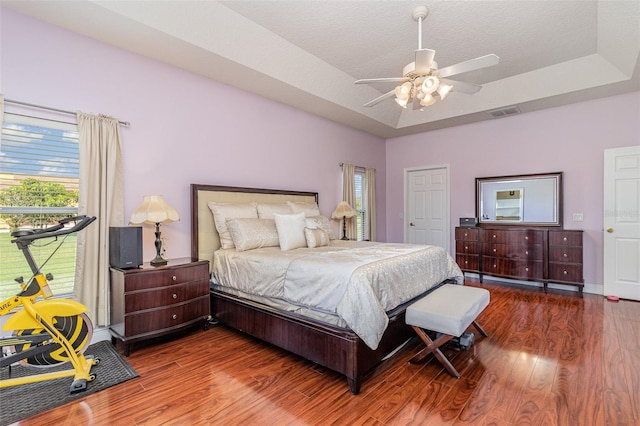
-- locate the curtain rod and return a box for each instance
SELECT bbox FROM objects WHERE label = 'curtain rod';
[4,98,130,127]
[339,162,375,172]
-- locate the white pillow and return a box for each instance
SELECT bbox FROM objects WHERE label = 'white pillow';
[274,212,307,251]
[287,201,320,217]
[207,202,258,249]
[257,203,292,219]
[226,218,279,252]
[305,216,335,240]
[304,227,330,248]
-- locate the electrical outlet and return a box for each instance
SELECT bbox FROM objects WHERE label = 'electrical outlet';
[573,213,584,222]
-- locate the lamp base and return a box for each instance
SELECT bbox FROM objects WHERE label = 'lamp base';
[150,256,168,267]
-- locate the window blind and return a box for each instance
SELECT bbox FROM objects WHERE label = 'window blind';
[0,113,80,300]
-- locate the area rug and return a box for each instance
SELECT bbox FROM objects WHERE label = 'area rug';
[0,340,138,425]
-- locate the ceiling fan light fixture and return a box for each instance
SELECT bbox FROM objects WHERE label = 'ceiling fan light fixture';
[420,93,435,107]
[394,82,412,107]
[421,76,439,94]
[437,83,453,100]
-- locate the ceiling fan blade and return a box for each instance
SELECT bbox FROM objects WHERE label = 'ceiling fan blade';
[442,78,482,94]
[355,77,408,84]
[363,89,396,107]
[438,54,500,78]
[414,49,436,74]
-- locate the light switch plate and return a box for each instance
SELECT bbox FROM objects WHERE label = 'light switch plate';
[572,213,584,222]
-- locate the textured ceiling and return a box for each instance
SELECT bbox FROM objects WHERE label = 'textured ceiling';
[4,1,640,138]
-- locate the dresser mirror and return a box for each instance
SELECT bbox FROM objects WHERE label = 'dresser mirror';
[476,172,563,226]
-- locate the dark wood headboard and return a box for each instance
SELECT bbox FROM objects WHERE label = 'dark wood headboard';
[190,184,318,267]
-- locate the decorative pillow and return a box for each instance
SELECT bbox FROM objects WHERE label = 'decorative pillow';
[207,202,258,249]
[226,218,279,252]
[287,201,320,217]
[305,215,336,240]
[304,227,330,248]
[273,212,307,251]
[257,203,292,219]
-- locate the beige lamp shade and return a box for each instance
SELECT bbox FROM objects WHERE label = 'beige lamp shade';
[129,195,180,225]
[332,201,356,219]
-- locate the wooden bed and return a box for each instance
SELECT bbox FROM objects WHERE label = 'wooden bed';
[190,184,444,394]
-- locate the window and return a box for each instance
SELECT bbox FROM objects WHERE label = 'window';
[354,168,367,241]
[0,113,80,300]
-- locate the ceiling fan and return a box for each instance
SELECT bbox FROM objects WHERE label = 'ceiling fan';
[355,6,500,109]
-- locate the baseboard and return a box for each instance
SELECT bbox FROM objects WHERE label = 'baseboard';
[91,326,112,345]
[462,273,602,296]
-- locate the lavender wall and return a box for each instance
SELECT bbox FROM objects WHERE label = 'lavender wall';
[0,9,386,258]
[386,91,640,290]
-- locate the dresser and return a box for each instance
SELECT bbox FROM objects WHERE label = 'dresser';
[455,227,583,294]
[109,257,210,355]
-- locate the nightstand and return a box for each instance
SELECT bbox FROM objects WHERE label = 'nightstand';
[109,257,210,355]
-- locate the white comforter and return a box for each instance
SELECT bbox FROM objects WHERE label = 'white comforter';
[212,241,463,349]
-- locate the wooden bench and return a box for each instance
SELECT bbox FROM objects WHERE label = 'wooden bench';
[406,284,490,378]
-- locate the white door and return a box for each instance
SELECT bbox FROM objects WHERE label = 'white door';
[604,146,640,301]
[406,166,450,251]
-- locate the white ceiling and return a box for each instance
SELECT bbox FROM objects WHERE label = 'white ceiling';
[4,1,640,138]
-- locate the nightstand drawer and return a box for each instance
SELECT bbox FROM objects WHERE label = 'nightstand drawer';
[123,296,209,338]
[123,262,209,291]
[125,280,209,312]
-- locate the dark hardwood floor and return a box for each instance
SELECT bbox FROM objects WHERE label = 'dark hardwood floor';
[10,279,640,425]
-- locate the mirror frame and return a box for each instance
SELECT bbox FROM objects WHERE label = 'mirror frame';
[475,172,563,227]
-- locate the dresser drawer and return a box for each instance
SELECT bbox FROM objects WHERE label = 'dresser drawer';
[125,280,209,312]
[124,262,210,291]
[455,227,479,241]
[549,230,583,246]
[456,254,479,271]
[548,263,583,282]
[124,296,209,338]
[481,229,544,245]
[482,257,544,279]
[549,246,582,263]
[456,240,479,255]
[482,243,543,260]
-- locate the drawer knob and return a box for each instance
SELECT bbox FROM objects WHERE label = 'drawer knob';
[172,293,178,299]
[172,275,177,281]
[563,270,568,275]
[464,233,468,237]
[563,237,568,241]
[492,234,496,238]
[525,267,529,272]
[525,251,529,255]
[525,236,528,240]
[493,248,496,252]
[493,264,497,268]
[563,253,568,258]
[464,260,468,264]
[465,246,468,250]
[172,314,177,320]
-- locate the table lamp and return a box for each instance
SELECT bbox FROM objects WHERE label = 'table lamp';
[129,195,180,266]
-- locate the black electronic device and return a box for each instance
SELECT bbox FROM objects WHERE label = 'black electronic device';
[459,217,478,227]
[109,226,143,269]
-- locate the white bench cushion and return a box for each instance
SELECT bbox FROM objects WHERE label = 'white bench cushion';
[406,284,490,337]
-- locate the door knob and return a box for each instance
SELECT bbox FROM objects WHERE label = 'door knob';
[410,222,415,226]
[606,227,614,233]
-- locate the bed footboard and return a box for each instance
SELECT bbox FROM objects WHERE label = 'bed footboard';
[211,289,416,395]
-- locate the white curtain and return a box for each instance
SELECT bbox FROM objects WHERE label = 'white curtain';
[341,162,357,240]
[365,167,376,241]
[0,94,4,122]
[75,112,124,326]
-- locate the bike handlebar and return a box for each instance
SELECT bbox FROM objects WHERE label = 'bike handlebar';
[12,215,97,243]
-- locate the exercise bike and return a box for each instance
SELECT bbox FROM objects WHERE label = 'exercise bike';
[0,215,98,394]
